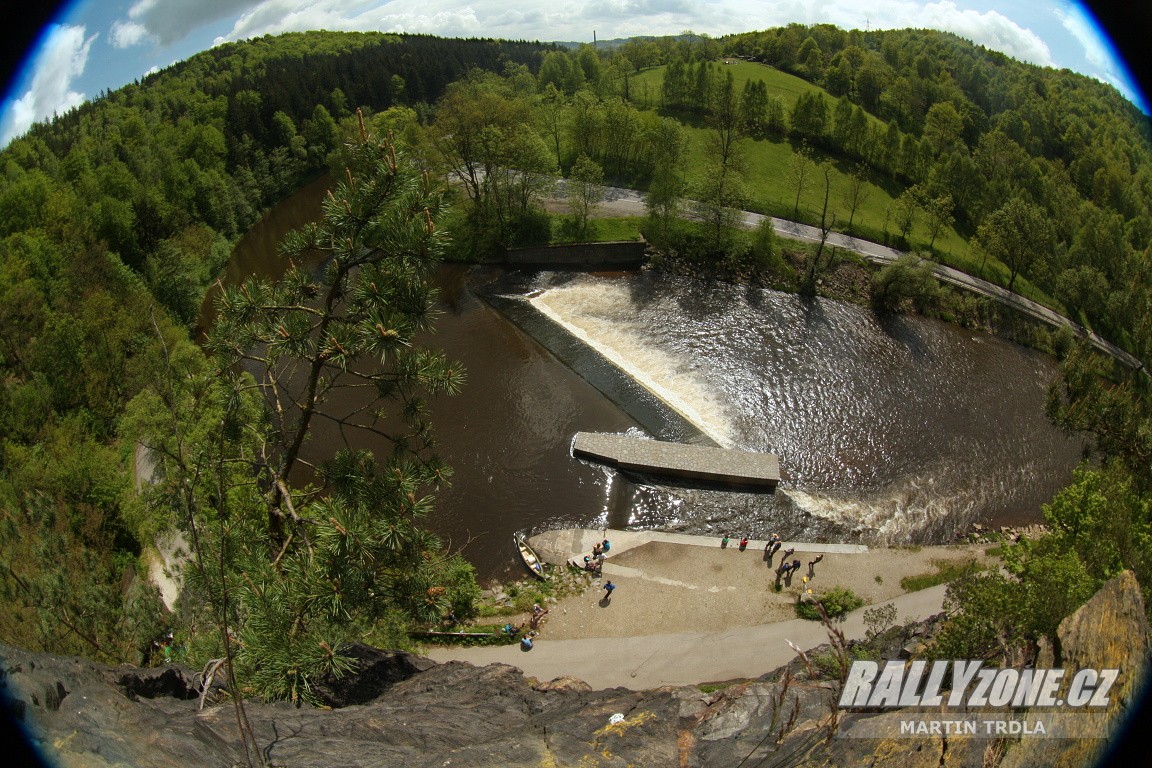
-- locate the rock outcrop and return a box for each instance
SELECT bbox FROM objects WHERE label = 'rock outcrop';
[3,572,1150,767]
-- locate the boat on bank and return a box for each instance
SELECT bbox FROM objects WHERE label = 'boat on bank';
[515,534,547,581]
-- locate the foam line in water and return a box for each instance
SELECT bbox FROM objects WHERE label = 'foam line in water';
[531,282,736,448]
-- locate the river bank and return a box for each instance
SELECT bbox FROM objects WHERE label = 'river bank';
[470,528,1002,643]
[426,528,1008,688]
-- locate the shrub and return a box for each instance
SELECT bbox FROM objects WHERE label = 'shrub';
[863,603,897,638]
[438,554,482,621]
[795,585,865,620]
[899,558,981,592]
[872,253,940,313]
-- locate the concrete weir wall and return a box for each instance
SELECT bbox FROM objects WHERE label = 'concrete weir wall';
[504,240,647,270]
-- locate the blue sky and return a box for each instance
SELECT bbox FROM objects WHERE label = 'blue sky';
[1,0,1146,146]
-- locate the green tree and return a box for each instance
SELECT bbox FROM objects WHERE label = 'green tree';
[643,118,687,243]
[566,154,604,238]
[126,119,472,710]
[788,142,815,219]
[839,163,872,233]
[740,79,768,137]
[800,162,838,296]
[707,71,744,174]
[923,192,955,249]
[431,72,556,252]
[743,216,788,278]
[765,95,787,135]
[871,254,940,313]
[893,186,919,244]
[536,83,568,168]
[790,91,828,139]
[923,101,965,156]
[975,197,1054,290]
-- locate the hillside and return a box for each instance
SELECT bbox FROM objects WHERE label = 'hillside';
[4,570,1148,767]
[1,25,1151,757]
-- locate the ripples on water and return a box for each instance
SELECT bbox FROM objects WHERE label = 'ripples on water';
[524,270,1082,547]
[212,179,1080,579]
[237,248,1081,580]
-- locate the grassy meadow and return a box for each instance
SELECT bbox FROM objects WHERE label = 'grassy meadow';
[621,60,1058,310]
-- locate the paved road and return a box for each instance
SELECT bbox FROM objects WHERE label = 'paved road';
[426,529,957,691]
[426,582,947,690]
[588,184,1144,372]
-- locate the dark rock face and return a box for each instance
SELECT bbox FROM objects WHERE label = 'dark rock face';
[310,643,436,708]
[117,665,199,702]
[2,573,1149,768]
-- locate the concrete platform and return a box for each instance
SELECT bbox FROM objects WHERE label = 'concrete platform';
[572,432,780,488]
[528,528,868,566]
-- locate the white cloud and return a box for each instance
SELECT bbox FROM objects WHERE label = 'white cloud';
[111,21,151,49]
[1,24,95,145]
[1058,3,1110,69]
[205,0,736,46]
[199,0,1056,70]
[920,1,1052,66]
[119,0,264,46]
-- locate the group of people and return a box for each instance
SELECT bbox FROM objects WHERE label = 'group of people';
[504,603,551,650]
[720,533,828,585]
[776,552,825,586]
[580,537,611,573]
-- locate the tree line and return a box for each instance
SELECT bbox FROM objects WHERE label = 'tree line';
[1,23,1151,710]
[0,32,552,694]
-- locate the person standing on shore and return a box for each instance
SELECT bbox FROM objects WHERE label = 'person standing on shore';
[603,581,616,601]
[808,554,824,576]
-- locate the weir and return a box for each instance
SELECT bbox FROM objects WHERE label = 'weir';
[483,291,716,445]
[572,431,780,489]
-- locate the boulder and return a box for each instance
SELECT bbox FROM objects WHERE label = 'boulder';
[998,570,1151,768]
[3,572,1150,768]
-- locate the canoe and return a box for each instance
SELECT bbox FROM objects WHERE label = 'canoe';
[515,534,547,581]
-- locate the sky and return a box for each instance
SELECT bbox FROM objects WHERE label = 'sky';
[0,0,1148,147]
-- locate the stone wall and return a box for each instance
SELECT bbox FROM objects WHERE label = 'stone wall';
[503,240,647,270]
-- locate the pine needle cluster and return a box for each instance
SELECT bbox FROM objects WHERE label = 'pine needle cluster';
[125,117,475,705]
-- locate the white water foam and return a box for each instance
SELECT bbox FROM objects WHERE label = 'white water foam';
[531,281,737,448]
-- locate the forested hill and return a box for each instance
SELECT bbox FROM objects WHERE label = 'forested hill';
[716,25,1151,354]
[0,31,554,663]
[1,23,1151,688]
[726,26,1150,140]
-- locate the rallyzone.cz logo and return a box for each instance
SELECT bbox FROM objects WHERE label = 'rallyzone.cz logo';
[835,660,1120,739]
[839,660,1118,709]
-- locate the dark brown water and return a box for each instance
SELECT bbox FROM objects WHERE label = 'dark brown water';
[210,180,1083,581]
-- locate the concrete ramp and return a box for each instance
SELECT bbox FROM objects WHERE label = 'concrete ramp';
[572,432,779,488]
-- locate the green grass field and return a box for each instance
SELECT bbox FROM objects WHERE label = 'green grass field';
[552,216,645,244]
[623,61,1060,311]
[631,59,827,113]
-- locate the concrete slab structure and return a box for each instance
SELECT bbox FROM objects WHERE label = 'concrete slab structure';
[528,528,868,566]
[572,432,780,488]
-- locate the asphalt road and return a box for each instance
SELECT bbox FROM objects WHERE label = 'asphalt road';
[585,183,1143,372]
[426,582,948,690]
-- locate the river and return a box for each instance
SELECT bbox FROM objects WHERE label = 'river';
[208,179,1083,582]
